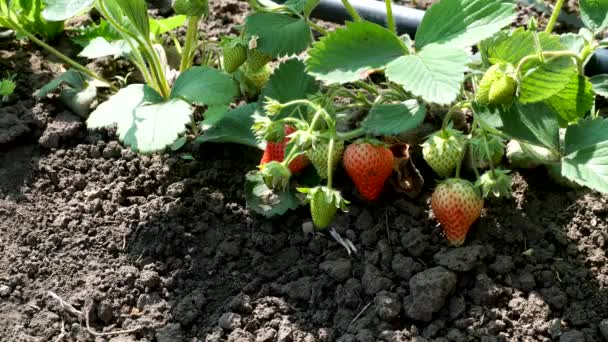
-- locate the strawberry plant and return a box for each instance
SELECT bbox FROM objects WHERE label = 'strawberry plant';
[232,0,608,246]
[33,0,238,153]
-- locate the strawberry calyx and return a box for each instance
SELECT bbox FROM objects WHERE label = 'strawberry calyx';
[350,137,388,147]
[475,168,513,198]
[259,161,291,190]
[298,186,349,210]
[298,186,349,229]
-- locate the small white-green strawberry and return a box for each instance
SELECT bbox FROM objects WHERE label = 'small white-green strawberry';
[422,128,465,179]
[476,63,517,106]
[306,139,344,179]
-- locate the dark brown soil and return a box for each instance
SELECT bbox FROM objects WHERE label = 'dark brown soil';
[1,1,608,342]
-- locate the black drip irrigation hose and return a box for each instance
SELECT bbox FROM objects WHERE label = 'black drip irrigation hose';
[289,0,608,76]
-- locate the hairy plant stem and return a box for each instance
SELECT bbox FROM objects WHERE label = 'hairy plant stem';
[327,137,336,188]
[96,0,170,98]
[307,19,328,35]
[544,0,565,33]
[385,0,396,34]
[280,103,330,168]
[337,127,365,141]
[180,16,201,71]
[481,131,497,177]
[515,50,583,77]
[341,0,363,21]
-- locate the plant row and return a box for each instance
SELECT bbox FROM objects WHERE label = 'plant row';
[2,0,608,246]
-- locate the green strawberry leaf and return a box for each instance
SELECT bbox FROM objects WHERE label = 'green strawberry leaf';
[70,19,121,47]
[78,37,131,59]
[283,0,319,16]
[170,66,237,106]
[480,28,564,65]
[87,84,192,153]
[561,117,608,193]
[497,102,560,151]
[519,56,578,103]
[112,0,150,38]
[580,0,608,32]
[415,0,516,50]
[42,0,94,21]
[306,21,408,84]
[10,0,64,39]
[245,171,302,217]
[385,44,469,104]
[589,74,608,98]
[559,33,587,55]
[36,69,86,98]
[545,74,595,124]
[480,28,576,103]
[245,12,312,58]
[196,103,260,148]
[149,15,187,37]
[361,99,426,135]
[261,58,318,118]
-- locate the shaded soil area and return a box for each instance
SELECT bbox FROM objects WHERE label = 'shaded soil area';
[1,1,608,342]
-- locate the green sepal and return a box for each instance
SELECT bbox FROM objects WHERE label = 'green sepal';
[475,168,513,198]
[259,161,292,190]
[297,186,349,229]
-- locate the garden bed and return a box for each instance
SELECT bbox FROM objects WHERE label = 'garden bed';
[1,0,608,341]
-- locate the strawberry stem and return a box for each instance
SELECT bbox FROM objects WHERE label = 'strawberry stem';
[327,137,336,189]
[341,0,363,21]
[515,51,583,78]
[544,0,565,34]
[337,127,365,141]
[385,0,396,34]
[481,132,497,177]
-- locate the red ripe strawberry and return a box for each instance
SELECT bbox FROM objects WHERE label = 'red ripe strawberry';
[431,178,483,247]
[343,141,394,201]
[260,126,310,174]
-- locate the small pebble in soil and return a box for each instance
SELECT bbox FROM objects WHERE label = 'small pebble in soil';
[559,330,585,342]
[374,291,401,321]
[319,258,352,282]
[138,270,161,289]
[549,318,563,338]
[434,245,487,272]
[391,254,423,281]
[219,312,242,331]
[599,320,608,341]
[0,284,11,297]
[362,264,392,295]
[489,255,514,274]
[518,272,536,292]
[403,266,457,322]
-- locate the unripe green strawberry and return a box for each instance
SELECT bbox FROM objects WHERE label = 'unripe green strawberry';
[221,38,247,73]
[476,64,517,106]
[431,178,483,247]
[247,48,272,71]
[298,186,349,229]
[422,128,465,179]
[310,189,337,229]
[306,139,345,179]
[243,63,271,92]
[489,73,517,105]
